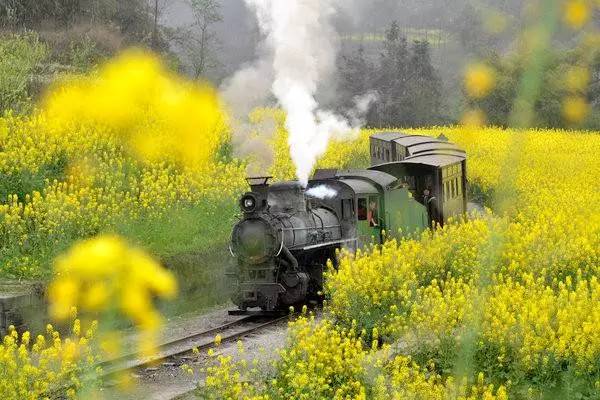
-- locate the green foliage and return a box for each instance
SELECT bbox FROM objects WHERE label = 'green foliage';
[0,157,67,203]
[117,201,237,257]
[117,202,238,317]
[68,36,101,71]
[0,33,47,113]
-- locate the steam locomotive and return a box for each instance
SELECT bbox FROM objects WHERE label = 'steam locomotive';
[228,132,467,312]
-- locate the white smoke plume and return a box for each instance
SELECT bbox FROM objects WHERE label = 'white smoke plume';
[305,185,338,199]
[222,0,376,185]
[220,56,276,175]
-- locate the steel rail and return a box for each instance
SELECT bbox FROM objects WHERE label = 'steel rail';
[98,314,288,378]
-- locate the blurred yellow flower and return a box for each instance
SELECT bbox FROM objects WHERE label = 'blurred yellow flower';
[464,63,496,98]
[562,96,590,123]
[461,108,487,127]
[43,50,228,169]
[563,0,591,29]
[48,234,178,357]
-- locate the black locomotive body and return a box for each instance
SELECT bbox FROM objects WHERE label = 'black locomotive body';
[229,132,468,312]
[230,178,354,311]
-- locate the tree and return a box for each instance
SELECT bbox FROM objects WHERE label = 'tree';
[177,0,223,79]
[374,21,410,127]
[149,0,172,51]
[405,41,442,126]
[338,21,444,128]
[338,45,372,110]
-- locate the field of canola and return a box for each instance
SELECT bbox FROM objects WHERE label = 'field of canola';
[1,53,599,399]
[203,126,600,400]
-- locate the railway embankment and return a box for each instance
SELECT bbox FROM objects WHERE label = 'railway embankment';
[0,281,45,335]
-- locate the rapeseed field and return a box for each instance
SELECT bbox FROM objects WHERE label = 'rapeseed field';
[0,51,599,399]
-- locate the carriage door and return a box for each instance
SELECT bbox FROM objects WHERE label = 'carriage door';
[357,196,382,246]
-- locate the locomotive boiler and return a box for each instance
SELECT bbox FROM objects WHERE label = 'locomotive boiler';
[229,177,346,311]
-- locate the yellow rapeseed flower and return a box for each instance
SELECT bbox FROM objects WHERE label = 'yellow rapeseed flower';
[48,235,178,358]
[562,96,590,123]
[461,108,487,127]
[563,0,591,29]
[464,63,496,98]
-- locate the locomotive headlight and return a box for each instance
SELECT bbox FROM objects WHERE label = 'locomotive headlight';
[244,197,255,209]
[240,193,257,213]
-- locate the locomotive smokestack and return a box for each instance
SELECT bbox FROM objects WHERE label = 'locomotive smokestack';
[246,176,272,198]
[239,176,272,214]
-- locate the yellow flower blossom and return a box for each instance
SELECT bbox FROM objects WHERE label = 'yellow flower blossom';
[48,235,177,358]
[562,96,590,123]
[464,63,496,98]
[563,0,591,29]
[0,315,97,399]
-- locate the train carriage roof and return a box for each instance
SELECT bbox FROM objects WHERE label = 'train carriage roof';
[308,177,380,199]
[370,131,409,141]
[336,178,379,195]
[367,131,466,174]
[409,142,465,155]
[312,168,398,194]
[393,135,442,146]
[335,169,398,189]
[408,150,467,159]
[401,153,465,167]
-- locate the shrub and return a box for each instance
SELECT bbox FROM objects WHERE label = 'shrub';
[0,33,47,113]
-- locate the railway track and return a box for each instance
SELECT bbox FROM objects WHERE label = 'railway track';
[98,314,288,380]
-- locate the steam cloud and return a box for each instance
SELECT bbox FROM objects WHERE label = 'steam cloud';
[221,0,376,185]
[305,185,338,199]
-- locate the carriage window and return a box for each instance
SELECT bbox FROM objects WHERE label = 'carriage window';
[444,182,450,202]
[342,198,354,218]
[400,175,416,191]
[367,196,379,227]
[442,182,446,202]
[357,198,367,221]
